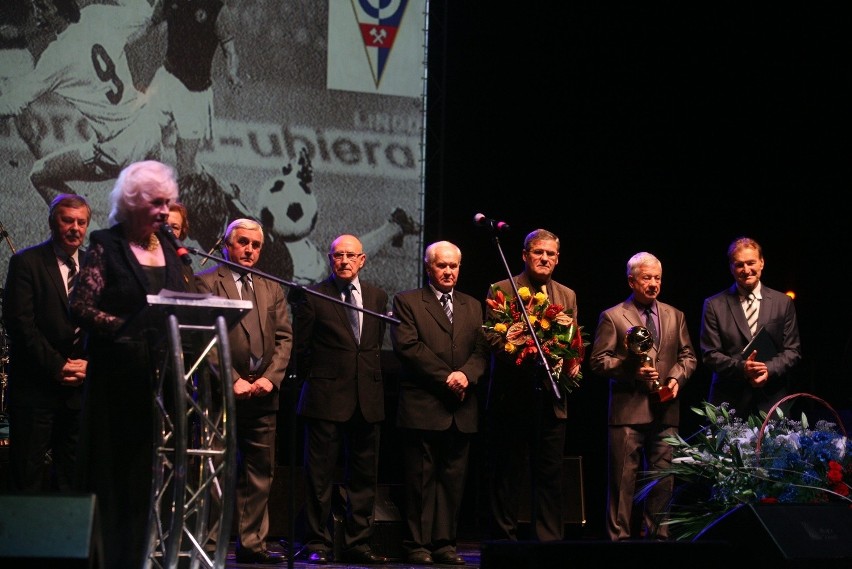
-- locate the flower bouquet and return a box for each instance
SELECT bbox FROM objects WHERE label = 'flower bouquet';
[483,285,589,394]
[640,394,851,541]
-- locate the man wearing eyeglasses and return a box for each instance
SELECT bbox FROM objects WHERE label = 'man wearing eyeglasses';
[483,228,582,542]
[289,234,390,565]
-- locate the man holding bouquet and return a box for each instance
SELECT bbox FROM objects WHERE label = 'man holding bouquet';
[483,228,584,542]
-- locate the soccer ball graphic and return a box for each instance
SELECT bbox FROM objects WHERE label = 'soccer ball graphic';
[258,149,318,241]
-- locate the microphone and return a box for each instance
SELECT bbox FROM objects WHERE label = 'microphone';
[200,235,224,266]
[473,213,510,232]
[159,223,192,265]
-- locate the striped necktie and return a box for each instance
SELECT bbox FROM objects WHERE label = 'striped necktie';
[745,293,758,336]
[66,255,77,295]
[441,293,453,323]
[65,255,82,355]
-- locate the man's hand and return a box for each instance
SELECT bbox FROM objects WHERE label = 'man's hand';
[234,377,253,400]
[249,376,274,397]
[446,371,468,401]
[744,350,769,386]
[59,358,86,387]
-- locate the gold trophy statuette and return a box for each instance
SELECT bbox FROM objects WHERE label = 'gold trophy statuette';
[625,325,673,403]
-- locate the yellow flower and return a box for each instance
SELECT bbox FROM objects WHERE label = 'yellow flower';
[518,286,531,301]
[494,322,507,334]
[504,342,517,354]
[540,318,551,330]
[533,291,547,305]
[528,315,537,326]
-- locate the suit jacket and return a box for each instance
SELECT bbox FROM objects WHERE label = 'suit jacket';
[589,295,696,426]
[391,287,489,433]
[195,264,293,412]
[290,276,388,423]
[484,273,578,419]
[2,240,83,409]
[700,283,801,412]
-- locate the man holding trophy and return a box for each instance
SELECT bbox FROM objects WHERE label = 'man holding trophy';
[589,252,696,541]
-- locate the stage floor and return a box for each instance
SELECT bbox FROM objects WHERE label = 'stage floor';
[222,539,481,568]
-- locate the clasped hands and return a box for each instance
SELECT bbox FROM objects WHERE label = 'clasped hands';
[59,358,86,387]
[446,370,468,401]
[234,376,274,400]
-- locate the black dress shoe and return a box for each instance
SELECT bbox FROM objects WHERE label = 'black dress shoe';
[406,551,434,565]
[341,548,389,564]
[306,550,330,565]
[234,549,285,564]
[432,551,466,565]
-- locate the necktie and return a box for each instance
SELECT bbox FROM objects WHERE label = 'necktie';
[644,307,658,348]
[66,255,78,295]
[745,292,758,336]
[344,283,360,342]
[240,275,264,359]
[441,293,453,323]
[66,255,82,355]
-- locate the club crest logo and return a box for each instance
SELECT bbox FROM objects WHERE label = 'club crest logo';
[349,0,410,88]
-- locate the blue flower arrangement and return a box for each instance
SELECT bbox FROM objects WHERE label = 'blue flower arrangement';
[641,394,851,540]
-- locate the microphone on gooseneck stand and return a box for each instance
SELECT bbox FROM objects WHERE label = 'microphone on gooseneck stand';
[159,223,193,265]
[473,213,510,232]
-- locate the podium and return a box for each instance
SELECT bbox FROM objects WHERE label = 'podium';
[131,292,251,569]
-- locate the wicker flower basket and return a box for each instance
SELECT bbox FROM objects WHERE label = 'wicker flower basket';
[756,392,848,456]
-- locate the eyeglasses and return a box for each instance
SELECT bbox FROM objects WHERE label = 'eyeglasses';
[331,252,364,260]
[527,249,559,258]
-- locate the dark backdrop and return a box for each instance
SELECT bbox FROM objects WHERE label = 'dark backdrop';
[420,3,852,538]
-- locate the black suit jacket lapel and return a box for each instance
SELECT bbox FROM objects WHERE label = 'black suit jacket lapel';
[40,242,68,303]
[423,288,452,332]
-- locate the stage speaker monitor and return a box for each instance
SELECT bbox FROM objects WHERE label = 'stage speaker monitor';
[699,502,852,561]
[0,493,103,568]
[518,455,586,535]
[332,483,403,560]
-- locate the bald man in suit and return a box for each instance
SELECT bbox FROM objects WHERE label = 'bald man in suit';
[289,234,389,565]
[195,218,292,565]
[391,241,488,565]
[589,251,696,541]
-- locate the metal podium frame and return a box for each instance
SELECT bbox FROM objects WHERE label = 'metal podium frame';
[135,293,251,569]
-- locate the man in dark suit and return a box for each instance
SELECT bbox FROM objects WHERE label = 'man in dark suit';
[483,228,583,542]
[700,236,802,417]
[288,234,389,565]
[195,218,292,565]
[589,251,696,540]
[2,193,90,492]
[391,241,488,566]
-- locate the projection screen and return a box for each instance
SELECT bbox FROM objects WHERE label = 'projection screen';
[0,0,427,297]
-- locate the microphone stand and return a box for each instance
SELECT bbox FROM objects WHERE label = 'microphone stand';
[0,221,16,255]
[187,246,399,568]
[189,247,400,327]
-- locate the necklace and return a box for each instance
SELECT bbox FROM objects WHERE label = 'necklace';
[131,234,160,252]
